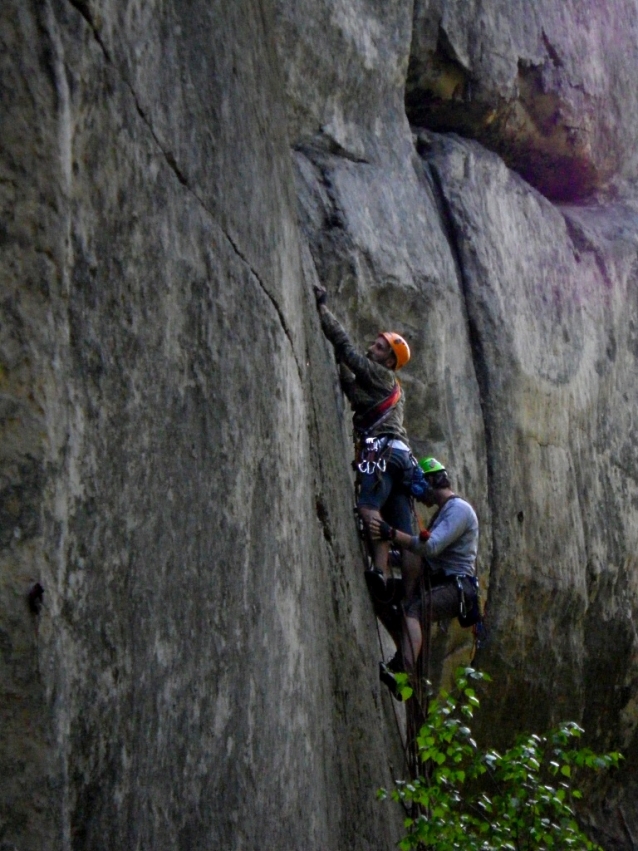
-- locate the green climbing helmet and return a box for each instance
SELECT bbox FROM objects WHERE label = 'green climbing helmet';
[418,456,446,475]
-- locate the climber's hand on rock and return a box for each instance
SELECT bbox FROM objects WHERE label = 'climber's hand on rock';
[313,284,327,307]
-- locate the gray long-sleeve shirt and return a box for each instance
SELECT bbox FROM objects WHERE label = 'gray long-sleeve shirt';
[411,496,478,577]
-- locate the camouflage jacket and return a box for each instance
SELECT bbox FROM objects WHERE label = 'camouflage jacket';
[319,306,408,441]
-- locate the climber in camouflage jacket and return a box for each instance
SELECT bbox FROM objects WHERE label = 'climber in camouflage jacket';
[317,303,408,443]
[313,283,419,593]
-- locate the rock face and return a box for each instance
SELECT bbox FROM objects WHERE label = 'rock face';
[2,1,638,850]
[408,0,638,200]
[1,2,402,848]
[421,133,638,842]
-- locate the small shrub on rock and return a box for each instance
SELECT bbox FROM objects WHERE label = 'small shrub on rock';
[380,668,622,851]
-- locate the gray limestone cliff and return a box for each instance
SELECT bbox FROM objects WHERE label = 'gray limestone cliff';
[2,1,638,849]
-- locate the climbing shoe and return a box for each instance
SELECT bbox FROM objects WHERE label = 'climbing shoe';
[385,575,404,604]
[379,661,403,701]
[364,568,387,599]
[386,650,404,673]
[380,652,411,701]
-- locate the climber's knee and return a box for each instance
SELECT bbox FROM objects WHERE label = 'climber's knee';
[358,505,380,527]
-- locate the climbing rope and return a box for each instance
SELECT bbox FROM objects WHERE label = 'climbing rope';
[355,499,432,782]
[355,505,411,768]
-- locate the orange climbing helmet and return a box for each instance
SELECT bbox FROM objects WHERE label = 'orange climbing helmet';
[380,332,410,370]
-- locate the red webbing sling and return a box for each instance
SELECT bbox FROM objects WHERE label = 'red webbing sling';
[353,382,401,434]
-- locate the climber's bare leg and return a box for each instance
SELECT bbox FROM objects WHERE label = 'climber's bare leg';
[359,506,390,578]
[401,549,421,601]
[402,615,422,671]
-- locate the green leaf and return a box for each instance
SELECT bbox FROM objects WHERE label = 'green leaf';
[386,667,617,851]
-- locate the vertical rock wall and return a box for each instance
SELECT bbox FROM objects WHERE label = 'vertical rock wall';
[408,0,638,200]
[421,137,638,844]
[2,0,638,849]
[1,1,402,849]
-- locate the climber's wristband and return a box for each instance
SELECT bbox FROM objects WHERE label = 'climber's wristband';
[378,521,395,541]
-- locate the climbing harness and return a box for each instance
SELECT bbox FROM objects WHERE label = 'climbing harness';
[358,436,389,475]
[352,381,401,436]
[356,435,411,476]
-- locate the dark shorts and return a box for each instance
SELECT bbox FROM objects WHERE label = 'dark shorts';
[357,448,414,534]
[403,574,476,621]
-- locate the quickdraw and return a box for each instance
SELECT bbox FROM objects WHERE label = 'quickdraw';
[357,436,390,475]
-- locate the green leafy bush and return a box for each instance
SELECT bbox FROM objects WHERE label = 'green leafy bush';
[380,668,622,851]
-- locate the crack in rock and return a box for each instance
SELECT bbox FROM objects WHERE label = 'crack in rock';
[315,497,333,544]
[221,229,303,381]
[63,0,303,380]
[421,154,497,590]
[294,133,370,165]
[562,214,614,291]
[67,0,110,60]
